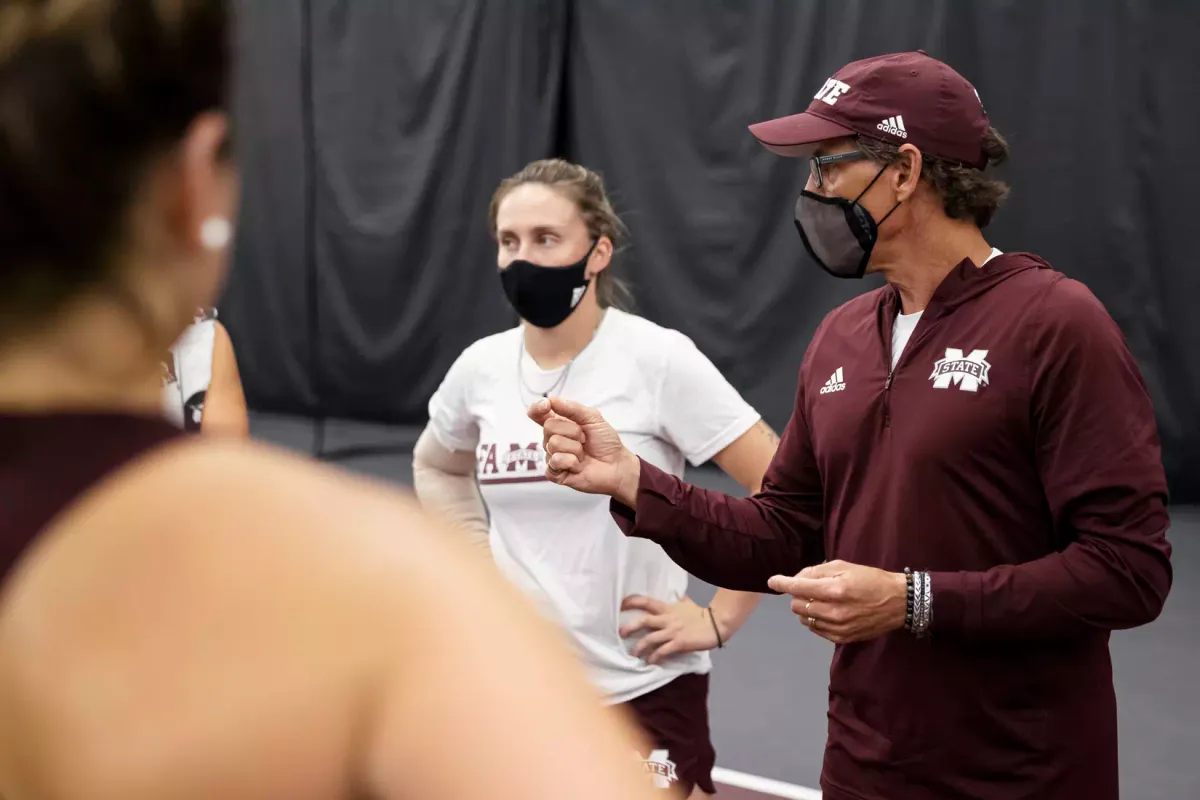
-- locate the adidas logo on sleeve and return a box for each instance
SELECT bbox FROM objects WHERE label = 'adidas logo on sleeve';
[876,115,907,138]
[820,367,846,394]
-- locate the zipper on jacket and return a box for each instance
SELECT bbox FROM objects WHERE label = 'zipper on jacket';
[884,370,894,427]
[883,317,936,430]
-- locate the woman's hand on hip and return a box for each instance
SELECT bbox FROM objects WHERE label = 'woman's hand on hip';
[619,595,720,665]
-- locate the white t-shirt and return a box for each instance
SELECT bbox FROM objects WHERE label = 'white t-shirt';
[891,311,922,371]
[163,311,216,432]
[427,309,761,704]
[891,247,1003,369]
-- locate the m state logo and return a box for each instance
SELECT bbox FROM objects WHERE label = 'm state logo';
[638,749,678,790]
[929,348,991,392]
[476,441,547,485]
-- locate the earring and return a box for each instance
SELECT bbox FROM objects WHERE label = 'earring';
[200,216,232,251]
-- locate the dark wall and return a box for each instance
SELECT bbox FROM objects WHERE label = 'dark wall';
[222,0,1200,502]
[223,0,565,422]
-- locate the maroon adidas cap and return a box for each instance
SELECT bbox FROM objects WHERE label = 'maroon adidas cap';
[749,51,989,169]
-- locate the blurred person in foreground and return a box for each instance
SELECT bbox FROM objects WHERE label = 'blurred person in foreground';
[0,2,662,799]
[531,50,1172,800]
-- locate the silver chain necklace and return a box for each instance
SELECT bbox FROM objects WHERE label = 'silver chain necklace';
[517,345,573,401]
[515,311,607,404]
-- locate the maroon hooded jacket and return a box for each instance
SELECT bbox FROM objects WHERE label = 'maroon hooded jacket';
[612,253,1172,800]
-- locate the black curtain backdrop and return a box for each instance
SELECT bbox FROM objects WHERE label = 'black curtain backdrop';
[223,0,563,423]
[223,0,1200,501]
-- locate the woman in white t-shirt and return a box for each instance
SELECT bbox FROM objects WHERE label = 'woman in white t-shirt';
[163,307,249,436]
[413,159,779,799]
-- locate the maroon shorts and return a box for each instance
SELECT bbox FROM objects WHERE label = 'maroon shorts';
[621,671,717,796]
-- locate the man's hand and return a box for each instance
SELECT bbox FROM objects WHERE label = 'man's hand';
[619,595,720,665]
[528,396,641,506]
[767,560,908,645]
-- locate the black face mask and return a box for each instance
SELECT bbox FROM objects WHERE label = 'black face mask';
[499,239,597,328]
[794,166,899,280]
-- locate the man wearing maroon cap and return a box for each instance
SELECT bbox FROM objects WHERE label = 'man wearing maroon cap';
[529,50,1172,799]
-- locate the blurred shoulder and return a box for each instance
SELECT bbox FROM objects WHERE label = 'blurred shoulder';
[0,437,490,790]
[159,438,439,549]
[37,437,465,607]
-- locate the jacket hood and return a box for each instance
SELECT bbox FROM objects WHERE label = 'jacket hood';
[883,252,1053,324]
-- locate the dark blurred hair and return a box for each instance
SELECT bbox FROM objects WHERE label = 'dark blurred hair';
[0,0,230,327]
[488,158,633,311]
[858,126,1011,228]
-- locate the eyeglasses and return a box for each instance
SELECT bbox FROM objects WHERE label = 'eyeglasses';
[808,150,866,189]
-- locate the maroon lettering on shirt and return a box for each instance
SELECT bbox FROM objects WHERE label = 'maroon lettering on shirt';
[478,441,547,485]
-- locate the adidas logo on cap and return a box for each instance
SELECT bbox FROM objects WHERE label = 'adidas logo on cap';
[820,367,846,395]
[877,115,908,138]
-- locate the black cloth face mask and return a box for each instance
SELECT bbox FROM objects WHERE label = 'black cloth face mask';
[499,239,597,328]
[794,166,900,280]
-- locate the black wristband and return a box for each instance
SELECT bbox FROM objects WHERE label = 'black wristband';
[707,606,724,649]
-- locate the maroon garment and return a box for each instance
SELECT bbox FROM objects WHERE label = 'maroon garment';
[750,51,990,169]
[0,412,182,585]
[621,672,716,796]
[612,253,1172,799]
